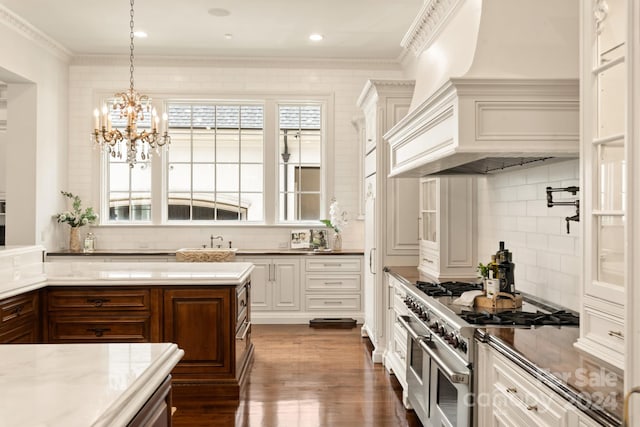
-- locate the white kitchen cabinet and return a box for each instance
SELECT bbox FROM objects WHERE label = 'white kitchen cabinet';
[476,342,602,427]
[575,0,628,371]
[384,273,409,408]
[303,257,362,314]
[236,256,300,313]
[357,79,417,363]
[418,176,477,280]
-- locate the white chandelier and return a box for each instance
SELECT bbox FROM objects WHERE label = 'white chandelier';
[92,0,170,167]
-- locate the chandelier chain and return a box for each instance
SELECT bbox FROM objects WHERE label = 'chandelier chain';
[129,0,135,94]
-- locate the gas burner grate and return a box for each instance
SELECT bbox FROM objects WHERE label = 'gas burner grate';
[459,310,579,326]
[416,280,483,297]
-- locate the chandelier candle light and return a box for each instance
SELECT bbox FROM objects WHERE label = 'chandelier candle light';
[92,0,170,167]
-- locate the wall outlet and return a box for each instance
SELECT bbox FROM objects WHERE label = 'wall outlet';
[278,241,289,249]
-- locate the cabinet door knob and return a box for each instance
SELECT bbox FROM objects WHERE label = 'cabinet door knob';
[87,298,111,307]
[86,327,111,337]
[13,304,24,316]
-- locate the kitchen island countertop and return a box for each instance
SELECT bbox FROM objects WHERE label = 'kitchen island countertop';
[0,342,184,427]
[44,261,254,286]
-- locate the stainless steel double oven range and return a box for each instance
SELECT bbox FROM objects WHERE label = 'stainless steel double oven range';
[396,280,579,427]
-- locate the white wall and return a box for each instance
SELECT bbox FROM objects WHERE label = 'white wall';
[0,7,70,248]
[66,59,405,251]
[477,159,581,311]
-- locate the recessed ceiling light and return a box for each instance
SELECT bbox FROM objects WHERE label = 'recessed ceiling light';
[224,33,233,40]
[309,33,323,42]
[134,31,148,38]
[208,8,230,17]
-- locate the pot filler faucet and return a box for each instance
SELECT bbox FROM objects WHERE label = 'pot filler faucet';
[546,186,580,234]
[210,235,223,248]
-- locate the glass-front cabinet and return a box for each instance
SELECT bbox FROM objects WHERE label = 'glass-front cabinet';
[417,177,477,280]
[419,178,437,246]
[576,0,628,370]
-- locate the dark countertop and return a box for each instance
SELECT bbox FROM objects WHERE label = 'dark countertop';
[385,265,623,426]
[46,249,365,256]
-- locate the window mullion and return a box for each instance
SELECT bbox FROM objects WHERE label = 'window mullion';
[264,100,277,225]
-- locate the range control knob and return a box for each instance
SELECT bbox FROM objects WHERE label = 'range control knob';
[459,340,468,353]
[430,321,439,331]
[450,336,460,348]
[438,326,446,336]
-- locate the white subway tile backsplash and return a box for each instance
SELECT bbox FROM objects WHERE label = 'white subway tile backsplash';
[525,165,550,184]
[525,199,549,217]
[525,233,548,250]
[478,160,580,309]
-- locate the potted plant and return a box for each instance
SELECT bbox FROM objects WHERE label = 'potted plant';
[56,191,98,252]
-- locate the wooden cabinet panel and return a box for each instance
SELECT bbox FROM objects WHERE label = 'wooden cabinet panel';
[47,288,151,311]
[0,290,40,344]
[0,317,39,343]
[163,288,233,377]
[0,291,38,325]
[48,316,151,342]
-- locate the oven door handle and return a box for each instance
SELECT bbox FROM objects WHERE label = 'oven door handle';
[418,338,470,385]
[397,315,421,340]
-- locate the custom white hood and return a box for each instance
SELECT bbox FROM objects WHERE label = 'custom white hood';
[385,0,580,177]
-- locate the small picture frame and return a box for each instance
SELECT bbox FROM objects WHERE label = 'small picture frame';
[290,229,311,249]
[310,229,329,250]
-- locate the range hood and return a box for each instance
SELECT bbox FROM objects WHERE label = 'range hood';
[385,0,579,177]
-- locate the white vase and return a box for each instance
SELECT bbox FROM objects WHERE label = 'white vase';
[332,232,342,251]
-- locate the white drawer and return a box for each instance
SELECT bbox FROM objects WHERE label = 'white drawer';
[306,275,361,291]
[305,257,362,273]
[582,306,625,354]
[393,317,408,348]
[492,352,568,427]
[305,295,361,311]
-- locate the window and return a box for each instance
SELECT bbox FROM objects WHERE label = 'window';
[100,96,328,225]
[166,103,264,221]
[278,104,322,221]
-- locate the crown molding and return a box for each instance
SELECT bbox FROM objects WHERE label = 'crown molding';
[400,0,464,57]
[0,4,72,62]
[70,54,404,71]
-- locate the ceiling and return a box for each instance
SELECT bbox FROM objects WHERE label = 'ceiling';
[0,0,423,61]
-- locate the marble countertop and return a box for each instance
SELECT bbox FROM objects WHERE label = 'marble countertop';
[44,261,255,286]
[0,342,184,427]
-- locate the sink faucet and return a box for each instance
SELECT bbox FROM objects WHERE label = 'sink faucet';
[210,235,223,248]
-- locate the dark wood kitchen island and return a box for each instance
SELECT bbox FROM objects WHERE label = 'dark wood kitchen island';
[40,261,255,408]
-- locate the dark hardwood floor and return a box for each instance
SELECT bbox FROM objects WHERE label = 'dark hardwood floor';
[172,324,422,427]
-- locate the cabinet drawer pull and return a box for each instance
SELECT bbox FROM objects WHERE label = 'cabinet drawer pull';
[236,321,251,340]
[324,281,344,285]
[323,301,343,305]
[608,330,624,339]
[323,263,343,267]
[86,298,111,307]
[86,327,111,337]
[13,304,24,316]
[505,387,538,412]
[422,257,434,264]
[240,299,247,307]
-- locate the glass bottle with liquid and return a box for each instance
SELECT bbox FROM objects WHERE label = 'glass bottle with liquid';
[83,232,96,253]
